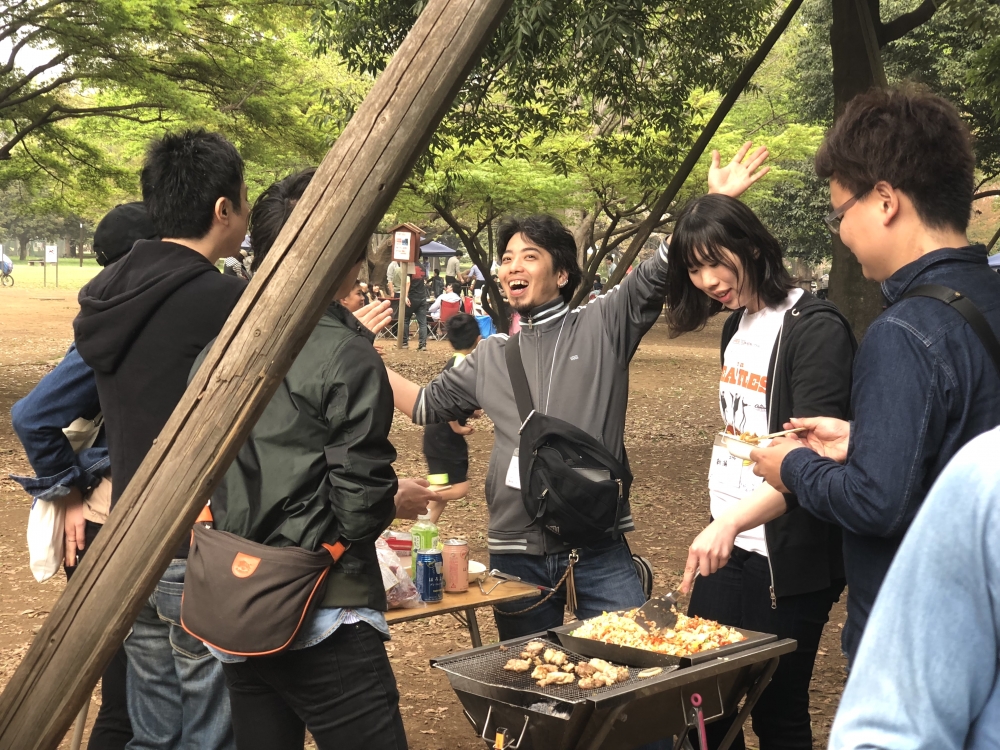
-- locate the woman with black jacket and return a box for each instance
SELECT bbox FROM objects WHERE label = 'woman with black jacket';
[665,194,854,750]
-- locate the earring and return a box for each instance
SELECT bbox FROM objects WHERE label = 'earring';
[558,280,567,287]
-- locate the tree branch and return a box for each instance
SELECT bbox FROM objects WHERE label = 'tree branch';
[974,189,1000,201]
[0,74,75,112]
[880,0,940,46]
[0,50,72,104]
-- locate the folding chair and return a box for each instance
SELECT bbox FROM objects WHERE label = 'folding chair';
[430,299,461,341]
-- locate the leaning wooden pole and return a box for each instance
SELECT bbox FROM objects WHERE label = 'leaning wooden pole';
[593,0,805,299]
[0,1,512,746]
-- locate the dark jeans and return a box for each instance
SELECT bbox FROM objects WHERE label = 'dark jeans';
[687,547,844,750]
[66,521,132,750]
[490,538,647,640]
[403,297,428,349]
[222,623,407,750]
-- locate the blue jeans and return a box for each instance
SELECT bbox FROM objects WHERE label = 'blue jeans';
[490,538,647,640]
[124,560,234,750]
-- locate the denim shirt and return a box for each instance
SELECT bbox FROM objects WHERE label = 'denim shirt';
[10,344,109,501]
[781,246,1000,660]
[829,427,1000,750]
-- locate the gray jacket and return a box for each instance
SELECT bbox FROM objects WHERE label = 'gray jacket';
[413,246,669,555]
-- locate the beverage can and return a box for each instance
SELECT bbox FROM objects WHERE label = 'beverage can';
[415,549,444,603]
[442,539,469,593]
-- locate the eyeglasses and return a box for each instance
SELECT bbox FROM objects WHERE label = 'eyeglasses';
[824,193,864,235]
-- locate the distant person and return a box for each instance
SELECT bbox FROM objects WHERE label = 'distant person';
[421,313,481,522]
[223,235,252,280]
[445,252,462,287]
[74,129,247,750]
[402,261,428,350]
[429,282,462,322]
[386,258,399,297]
[339,279,366,312]
[430,267,445,297]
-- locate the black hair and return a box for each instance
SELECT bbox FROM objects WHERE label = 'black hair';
[140,129,244,240]
[665,194,794,336]
[446,313,481,350]
[815,86,974,232]
[451,281,463,295]
[433,267,440,275]
[496,215,582,304]
[248,168,316,271]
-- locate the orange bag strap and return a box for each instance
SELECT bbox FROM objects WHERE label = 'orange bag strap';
[195,505,214,525]
[322,541,349,563]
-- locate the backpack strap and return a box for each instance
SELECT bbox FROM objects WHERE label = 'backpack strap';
[902,284,1000,379]
[504,333,536,426]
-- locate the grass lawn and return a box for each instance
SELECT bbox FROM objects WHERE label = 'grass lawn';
[2,258,103,291]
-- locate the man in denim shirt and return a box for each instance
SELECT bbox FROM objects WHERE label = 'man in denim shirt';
[829,427,1000,750]
[750,87,1000,662]
[9,202,156,750]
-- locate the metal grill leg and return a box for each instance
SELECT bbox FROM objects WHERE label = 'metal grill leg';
[465,607,482,647]
[716,657,781,750]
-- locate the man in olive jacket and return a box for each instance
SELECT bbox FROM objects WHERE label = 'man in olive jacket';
[201,169,406,750]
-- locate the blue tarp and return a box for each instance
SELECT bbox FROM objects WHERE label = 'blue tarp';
[476,315,496,338]
[988,253,1000,268]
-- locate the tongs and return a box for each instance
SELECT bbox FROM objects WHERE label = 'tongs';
[478,570,557,596]
[636,571,699,631]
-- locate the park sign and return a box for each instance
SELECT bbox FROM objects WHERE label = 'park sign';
[390,222,423,263]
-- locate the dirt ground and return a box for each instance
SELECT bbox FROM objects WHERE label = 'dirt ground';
[0,286,847,749]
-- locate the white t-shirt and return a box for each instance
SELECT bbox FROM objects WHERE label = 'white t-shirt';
[708,288,802,557]
[446,255,460,277]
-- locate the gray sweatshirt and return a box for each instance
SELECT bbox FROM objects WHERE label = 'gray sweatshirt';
[413,245,669,555]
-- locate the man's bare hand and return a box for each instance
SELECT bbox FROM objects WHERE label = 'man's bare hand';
[355,299,393,335]
[681,517,739,593]
[784,417,850,463]
[59,487,86,568]
[394,478,436,520]
[449,420,474,436]
[749,438,807,493]
[707,141,770,198]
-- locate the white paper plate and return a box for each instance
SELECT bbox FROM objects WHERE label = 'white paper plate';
[468,560,486,582]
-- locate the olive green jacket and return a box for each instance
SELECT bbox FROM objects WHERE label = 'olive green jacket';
[202,302,397,610]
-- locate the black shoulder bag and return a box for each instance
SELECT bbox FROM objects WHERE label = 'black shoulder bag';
[902,284,1000,378]
[504,333,632,546]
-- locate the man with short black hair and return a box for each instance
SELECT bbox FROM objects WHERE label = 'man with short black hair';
[74,128,248,750]
[750,87,1000,663]
[387,150,765,646]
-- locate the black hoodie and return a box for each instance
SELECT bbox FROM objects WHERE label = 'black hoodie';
[74,240,245,553]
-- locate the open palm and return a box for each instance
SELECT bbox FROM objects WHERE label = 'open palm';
[708,141,770,198]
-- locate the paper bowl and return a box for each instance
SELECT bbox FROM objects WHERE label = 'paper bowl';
[721,434,770,461]
[468,560,486,582]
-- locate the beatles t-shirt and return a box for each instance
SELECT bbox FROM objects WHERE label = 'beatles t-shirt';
[708,288,802,557]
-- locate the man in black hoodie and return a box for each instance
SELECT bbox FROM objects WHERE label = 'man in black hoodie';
[74,129,247,750]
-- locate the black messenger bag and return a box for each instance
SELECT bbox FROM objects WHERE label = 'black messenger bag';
[505,333,632,546]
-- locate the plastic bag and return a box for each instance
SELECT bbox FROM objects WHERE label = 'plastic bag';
[375,537,420,609]
[27,498,64,583]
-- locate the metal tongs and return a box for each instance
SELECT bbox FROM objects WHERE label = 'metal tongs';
[478,570,557,596]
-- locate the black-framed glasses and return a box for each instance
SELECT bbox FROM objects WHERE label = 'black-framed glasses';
[824,193,863,235]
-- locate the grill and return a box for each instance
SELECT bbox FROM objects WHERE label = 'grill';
[432,633,796,750]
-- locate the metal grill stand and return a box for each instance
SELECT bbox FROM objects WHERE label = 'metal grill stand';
[433,634,796,750]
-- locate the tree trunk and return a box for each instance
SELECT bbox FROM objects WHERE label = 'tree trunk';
[369,235,393,292]
[826,0,889,338]
[17,235,28,261]
[0,1,514,746]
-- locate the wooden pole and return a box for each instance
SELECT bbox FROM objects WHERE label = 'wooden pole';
[397,267,410,349]
[593,0,805,300]
[0,1,513,746]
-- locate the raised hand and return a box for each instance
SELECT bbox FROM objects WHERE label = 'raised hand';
[355,299,393,335]
[708,141,770,198]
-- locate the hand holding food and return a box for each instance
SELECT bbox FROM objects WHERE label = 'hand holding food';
[748,438,804,493]
[784,417,851,463]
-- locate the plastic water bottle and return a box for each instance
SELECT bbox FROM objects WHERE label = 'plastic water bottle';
[411,514,440,570]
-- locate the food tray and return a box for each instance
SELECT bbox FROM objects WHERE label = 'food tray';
[548,621,776,668]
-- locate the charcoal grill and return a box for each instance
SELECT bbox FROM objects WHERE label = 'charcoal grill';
[432,633,796,750]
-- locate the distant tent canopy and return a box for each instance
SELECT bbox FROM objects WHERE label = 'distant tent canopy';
[419,240,457,257]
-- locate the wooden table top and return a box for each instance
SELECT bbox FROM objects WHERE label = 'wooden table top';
[385,579,539,625]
